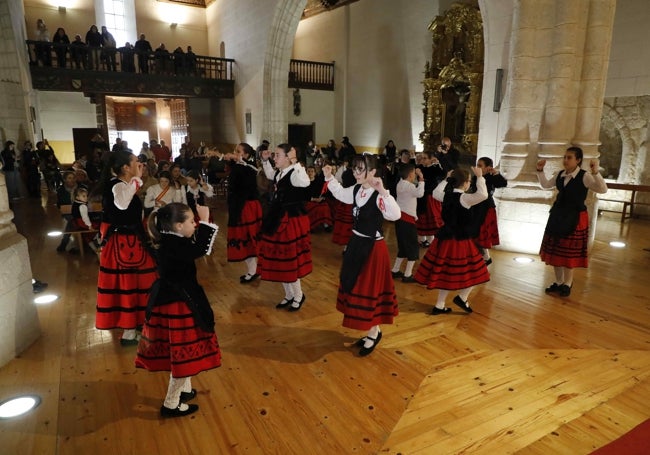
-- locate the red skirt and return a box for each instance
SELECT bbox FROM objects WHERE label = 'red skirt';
[476,206,500,248]
[135,300,221,378]
[414,237,490,290]
[539,210,589,268]
[305,200,333,230]
[257,214,312,282]
[96,232,158,329]
[416,195,443,236]
[332,201,353,245]
[336,239,398,330]
[227,199,262,262]
[72,218,100,243]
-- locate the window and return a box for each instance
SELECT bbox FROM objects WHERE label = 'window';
[95,0,136,47]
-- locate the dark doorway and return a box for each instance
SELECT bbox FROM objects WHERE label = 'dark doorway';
[288,123,315,160]
[73,128,102,161]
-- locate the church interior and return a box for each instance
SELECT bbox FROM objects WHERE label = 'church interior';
[1,0,649,453]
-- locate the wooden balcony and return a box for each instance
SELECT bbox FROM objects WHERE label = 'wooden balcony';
[289,59,334,91]
[26,40,235,99]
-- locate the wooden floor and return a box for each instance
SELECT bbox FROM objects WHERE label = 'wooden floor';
[1,191,650,455]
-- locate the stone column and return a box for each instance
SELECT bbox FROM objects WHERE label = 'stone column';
[0,0,41,368]
[495,0,616,253]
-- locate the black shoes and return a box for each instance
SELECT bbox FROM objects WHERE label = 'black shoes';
[240,273,259,284]
[452,295,473,313]
[419,240,430,248]
[120,338,139,346]
[359,331,382,357]
[32,279,48,294]
[391,271,404,278]
[160,403,199,418]
[180,389,197,403]
[288,293,306,312]
[276,297,293,309]
[431,306,452,315]
[545,283,561,293]
[485,258,493,266]
[559,284,572,297]
[545,283,572,296]
[402,275,416,283]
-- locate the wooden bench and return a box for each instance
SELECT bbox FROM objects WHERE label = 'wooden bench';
[598,183,650,223]
[58,202,102,258]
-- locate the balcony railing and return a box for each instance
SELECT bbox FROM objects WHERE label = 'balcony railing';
[25,40,235,98]
[289,59,334,91]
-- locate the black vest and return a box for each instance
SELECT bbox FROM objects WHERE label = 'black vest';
[102,178,144,229]
[553,169,588,212]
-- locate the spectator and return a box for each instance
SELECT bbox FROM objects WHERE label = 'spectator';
[134,34,152,74]
[139,141,154,161]
[186,46,197,76]
[1,141,22,200]
[21,141,41,197]
[154,43,170,74]
[337,136,356,164]
[85,25,102,70]
[112,137,123,152]
[158,140,171,162]
[69,34,87,69]
[35,19,51,67]
[100,26,117,71]
[119,42,136,73]
[173,47,185,75]
[52,27,70,68]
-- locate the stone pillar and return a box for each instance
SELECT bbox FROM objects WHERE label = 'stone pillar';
[496,0,616,254]
[0,0,41,368]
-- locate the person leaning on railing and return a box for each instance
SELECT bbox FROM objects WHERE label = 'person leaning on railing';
[69,34,88,69]
[52,27,70,68]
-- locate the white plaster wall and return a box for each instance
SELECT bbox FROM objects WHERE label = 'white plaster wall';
[287,89,335,145]
[605,0,650,97]
[293,0,438,151]
[476,0,515,165]
[37,92,97,140]
[205,0,279,145]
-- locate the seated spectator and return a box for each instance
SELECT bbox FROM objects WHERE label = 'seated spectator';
[156,160,171,176]
[143,170,183,215]
[137,160,159,204]
[169,164,187,189]
[52,27,70,68]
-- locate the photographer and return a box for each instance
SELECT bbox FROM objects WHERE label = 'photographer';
[435,136,460,172]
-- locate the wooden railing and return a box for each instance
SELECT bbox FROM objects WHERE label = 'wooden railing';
[289,59,335,91]
[25,40,235,98]
[26,40,234,81]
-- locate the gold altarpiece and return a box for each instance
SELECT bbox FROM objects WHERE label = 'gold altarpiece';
[420,3,483,156]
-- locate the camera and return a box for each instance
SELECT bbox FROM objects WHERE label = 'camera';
[439,143,448,151]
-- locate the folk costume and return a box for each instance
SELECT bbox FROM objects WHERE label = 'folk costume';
[326,178,401,331]
[226,159,263,279]
[258,160,312,283]
[537,167,607,269]
[414,176,490,313]
[96,177,157,332]
[136,222,221,378]
[305,170,333,231]
[331,167,356,246]
[144,183,183,214]
[416,161,446,244]
[393,176,425,281]
[469,171,508,257]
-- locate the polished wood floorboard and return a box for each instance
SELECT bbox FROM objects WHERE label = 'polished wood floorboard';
[1,192,650,454]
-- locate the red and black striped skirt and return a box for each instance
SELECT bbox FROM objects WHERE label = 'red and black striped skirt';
[476,206,500,248]
[539,210,589,268]
[305,200,333,230]
[257,214,312,282]
[336,239,398,330]
[416,196,443,236]
[414,237,490,290]
[96,232,158,329]
[135,300,221,378]
[227,199,263,262]
[332,201,353,245]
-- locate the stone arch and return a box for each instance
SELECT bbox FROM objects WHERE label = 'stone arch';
[262,0,307,147]
[601,102,640,183]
